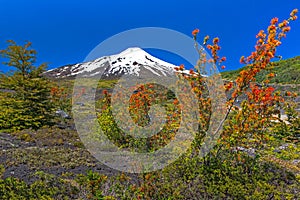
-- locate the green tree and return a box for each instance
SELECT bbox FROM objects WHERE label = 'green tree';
[0,40,55,131]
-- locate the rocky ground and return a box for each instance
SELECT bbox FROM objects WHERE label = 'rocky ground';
[0,127,122,184]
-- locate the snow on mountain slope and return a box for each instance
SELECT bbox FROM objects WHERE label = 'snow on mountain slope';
[44,47,188,79]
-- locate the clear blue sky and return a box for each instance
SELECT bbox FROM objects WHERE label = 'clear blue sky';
[0,0,299,73]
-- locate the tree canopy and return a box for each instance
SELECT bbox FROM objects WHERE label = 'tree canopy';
[0,40,55,131]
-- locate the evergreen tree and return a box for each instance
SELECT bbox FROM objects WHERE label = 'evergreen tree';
[0,40,55,131]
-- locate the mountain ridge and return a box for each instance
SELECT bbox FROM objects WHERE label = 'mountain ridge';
[44,47,187,79]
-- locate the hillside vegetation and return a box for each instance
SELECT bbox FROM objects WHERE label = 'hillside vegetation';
[221,56,300,84]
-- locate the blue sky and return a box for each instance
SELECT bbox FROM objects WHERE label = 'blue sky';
[0,0,299,73]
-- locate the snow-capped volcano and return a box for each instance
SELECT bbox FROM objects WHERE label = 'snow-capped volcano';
[44,47,186,79]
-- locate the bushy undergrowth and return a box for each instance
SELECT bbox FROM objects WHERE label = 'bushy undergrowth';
[1,147,299,200]
[0,167,78,200]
